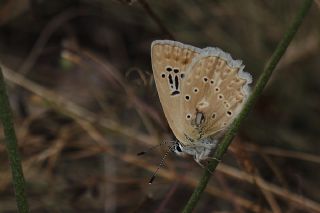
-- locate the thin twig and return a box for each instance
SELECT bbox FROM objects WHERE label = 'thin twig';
[138,0,175,39]
[62,46,165,129]
[154,181,179,213]
[231,140,282,213]
[0,67,29,212]
[182,1,314,212]
[18,9,90,76]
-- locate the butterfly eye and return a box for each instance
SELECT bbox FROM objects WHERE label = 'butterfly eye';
[173,68,179,73]
[218,94,224,100]
[193,88,199,93]
[203,77,208,83]
[227,111,232,116]
[210,80,214,84]
[161,73,166,78]
[176,144,182,152]
[185,95,190,101]
[215,87,220,92]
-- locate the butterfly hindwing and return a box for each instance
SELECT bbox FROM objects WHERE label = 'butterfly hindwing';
[180,48,252,143]
[151,40,201,143]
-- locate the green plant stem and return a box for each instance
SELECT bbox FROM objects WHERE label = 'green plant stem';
[0,67,29,213]
[182,0,313,212]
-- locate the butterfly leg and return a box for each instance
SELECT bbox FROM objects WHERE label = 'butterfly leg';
[195,158,206,168]
[194,158,215,174]
[207,156,221,163]
[194,156,222,174]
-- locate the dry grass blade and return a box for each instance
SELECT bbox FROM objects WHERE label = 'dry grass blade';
[217,164,320,213]
[245,143,320,164]
[1,65,154,147]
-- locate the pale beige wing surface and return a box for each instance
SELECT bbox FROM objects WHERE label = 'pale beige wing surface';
[179,49,252,144]
[151,40,201,143]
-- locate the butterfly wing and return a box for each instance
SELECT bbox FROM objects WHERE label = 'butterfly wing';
[179,48,252,144]
[151,40,201,143]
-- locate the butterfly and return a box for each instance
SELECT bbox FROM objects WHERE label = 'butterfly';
[151,40,252,165]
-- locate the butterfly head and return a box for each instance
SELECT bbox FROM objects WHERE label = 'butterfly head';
[172,137,219,164]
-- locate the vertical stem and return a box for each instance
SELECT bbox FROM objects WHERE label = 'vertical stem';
[0,67,29,213]
[182,0,313,212]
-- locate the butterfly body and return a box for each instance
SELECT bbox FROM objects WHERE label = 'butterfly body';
[174,137,218,165]
[151,40,252,163]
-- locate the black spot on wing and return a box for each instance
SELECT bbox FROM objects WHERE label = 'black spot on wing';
[171,91,180,96]
[168,74,173,84]
[175,75,179,90]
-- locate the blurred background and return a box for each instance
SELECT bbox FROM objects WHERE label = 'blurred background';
[0,0,319,212]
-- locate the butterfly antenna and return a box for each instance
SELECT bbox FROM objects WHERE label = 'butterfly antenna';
[148,145,174,184]
[137,139,172,156]
[137,144,161,156]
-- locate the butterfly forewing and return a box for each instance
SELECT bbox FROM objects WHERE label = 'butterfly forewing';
[151,40,201,143]
[180,50,252,143]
